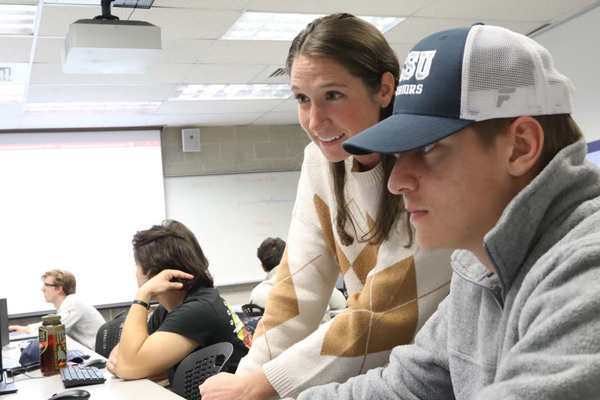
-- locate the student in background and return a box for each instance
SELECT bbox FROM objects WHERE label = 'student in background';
[250,237,346,323]
[296,24,600,400]
[200,13,452,400]
[9,269,105,350]
[107,219,251,385]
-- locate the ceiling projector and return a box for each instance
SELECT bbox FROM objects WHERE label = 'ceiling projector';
[62,19,161,74]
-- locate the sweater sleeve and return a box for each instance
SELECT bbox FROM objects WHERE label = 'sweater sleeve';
[236,155,339,379]
[296,297,454,400]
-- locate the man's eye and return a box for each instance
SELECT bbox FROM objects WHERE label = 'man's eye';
[423,143,436,154]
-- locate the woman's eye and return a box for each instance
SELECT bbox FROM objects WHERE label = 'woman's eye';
[295,94,309,103]
[326,91,342,100]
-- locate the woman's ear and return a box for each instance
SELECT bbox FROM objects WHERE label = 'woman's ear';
[507,116,544,177]
[379,71,396,108]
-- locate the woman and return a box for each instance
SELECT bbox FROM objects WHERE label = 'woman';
[106,219,251,384]
[200,13,452,400]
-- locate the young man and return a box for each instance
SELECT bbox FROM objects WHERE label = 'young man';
[9,270,105,350]
[297,24,600,399]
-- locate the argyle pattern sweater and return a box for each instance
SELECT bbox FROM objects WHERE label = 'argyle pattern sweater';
[236,143,452,398]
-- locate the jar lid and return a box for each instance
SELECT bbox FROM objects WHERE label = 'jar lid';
[41,314,61,323]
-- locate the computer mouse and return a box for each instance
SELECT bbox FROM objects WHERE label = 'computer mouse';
[82,358,106,369]
[47,388,91,400]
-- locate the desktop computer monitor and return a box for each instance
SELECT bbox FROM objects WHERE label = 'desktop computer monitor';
[0,298,18,394]
[587,139,600,167]
[0,299,8,348]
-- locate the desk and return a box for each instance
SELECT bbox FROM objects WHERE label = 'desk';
[2,338,183,399]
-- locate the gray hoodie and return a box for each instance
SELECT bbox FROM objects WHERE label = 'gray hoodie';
[298,140,600,400]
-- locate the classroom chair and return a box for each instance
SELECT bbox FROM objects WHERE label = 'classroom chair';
[241,303,264,317]
[171,342,234,400]
[95,312,126,358]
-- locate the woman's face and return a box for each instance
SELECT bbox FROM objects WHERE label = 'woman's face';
[290,55,394,168]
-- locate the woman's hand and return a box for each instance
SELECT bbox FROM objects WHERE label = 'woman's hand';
[106,344,119,376]
[137,269,194,300]
[199,369,277,400]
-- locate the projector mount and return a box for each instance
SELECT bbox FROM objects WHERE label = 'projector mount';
[94,0,155,21]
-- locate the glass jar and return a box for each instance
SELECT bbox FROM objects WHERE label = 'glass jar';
[39,314,67,376]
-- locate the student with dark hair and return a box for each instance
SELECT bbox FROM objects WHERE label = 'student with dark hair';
[250,237,346,321]
[296,24,600,400]
[200,13,452,400]
[106,219,251,384]
[9,269,105,350]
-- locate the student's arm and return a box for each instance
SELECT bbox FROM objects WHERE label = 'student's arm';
[474,248,600,400]
[114,269,198,380]
[8,325,30,333]
[297,297,454,400]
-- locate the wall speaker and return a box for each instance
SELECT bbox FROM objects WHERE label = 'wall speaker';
[182,128,201,152]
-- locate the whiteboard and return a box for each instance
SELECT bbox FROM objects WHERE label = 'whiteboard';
[164,171,301,286]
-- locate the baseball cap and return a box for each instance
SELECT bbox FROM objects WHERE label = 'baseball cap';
[343,24,573,155]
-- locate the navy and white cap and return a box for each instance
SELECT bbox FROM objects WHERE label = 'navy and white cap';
[343,24,573,155]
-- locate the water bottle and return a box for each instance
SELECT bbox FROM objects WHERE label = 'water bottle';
[39,314,67,375]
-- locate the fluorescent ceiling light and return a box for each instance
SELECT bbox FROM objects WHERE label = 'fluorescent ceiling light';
[0,84,24,102]
[0,4,38,35]
[169,84,292,101]
[25,102,161,114]
[222,12,405,41]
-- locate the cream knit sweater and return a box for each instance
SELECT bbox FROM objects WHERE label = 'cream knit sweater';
[236,143,452,398]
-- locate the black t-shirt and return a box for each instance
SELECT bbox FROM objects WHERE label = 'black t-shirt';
[147,286,251,383]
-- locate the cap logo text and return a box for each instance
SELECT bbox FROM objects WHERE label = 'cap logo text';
[400,50,436,82]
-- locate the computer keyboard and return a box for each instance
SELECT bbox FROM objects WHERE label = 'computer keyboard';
[60,366,106,388]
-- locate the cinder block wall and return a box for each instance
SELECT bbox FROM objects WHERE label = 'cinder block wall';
[162,124,310,176]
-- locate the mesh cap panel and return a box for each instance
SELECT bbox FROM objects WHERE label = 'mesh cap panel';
[461,25,572,121]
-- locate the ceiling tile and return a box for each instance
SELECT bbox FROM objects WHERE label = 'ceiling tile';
[0,37,33,63]
[414,0,594,22]
[151,0,250,10]
[158,39,214,64]
[133,7,241,39]
[156,99,283,114]
[19,114,151,129]
[271,99,297,112]
[30,63,192,84]
[198,40,292,64]
[183,64,267,84]
[27,84,176,102]
[248,64,289,84]
[246,0,431,17]
[385,17,543,44]
[39,4,130,37]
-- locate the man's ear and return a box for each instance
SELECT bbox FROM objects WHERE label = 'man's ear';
[507,116,544,177]
[379,71,396,109]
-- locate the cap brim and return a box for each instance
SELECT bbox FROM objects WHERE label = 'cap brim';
[343,114,475,155]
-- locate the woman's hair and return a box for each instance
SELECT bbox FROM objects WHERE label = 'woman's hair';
[132,219,213,291]
[287,13,411,246]
[41,269,76,295]
[257,237,286,272]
